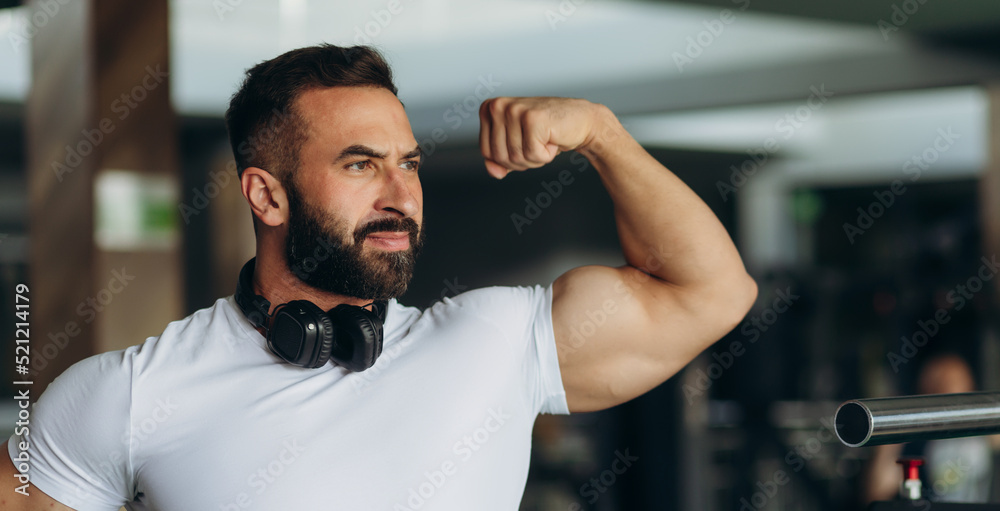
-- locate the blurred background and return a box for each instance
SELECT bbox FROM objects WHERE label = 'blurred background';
[1,0,1000,509]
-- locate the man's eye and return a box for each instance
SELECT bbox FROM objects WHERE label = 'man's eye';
[347,161,370,171]
[401,160,420,171]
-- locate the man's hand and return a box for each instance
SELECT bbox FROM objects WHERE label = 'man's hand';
[478,97,605,179]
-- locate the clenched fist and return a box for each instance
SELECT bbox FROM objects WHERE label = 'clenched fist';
[478,97,607,179]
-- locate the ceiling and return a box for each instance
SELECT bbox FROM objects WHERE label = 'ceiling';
[0,0,999,151]
[665,0,1000,53]
[1,1,998,118]
[661,0,1000,34]
[3,0,997,33]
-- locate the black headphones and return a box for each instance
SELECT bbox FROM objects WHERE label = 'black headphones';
[234,258,387,372]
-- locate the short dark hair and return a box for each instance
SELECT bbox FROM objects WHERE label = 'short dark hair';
[224,44,398,182]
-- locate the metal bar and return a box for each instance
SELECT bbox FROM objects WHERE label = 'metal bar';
[834,391,1000,447]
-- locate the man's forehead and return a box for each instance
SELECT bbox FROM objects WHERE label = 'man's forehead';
[294,86,415,150]
[296,86,406,124]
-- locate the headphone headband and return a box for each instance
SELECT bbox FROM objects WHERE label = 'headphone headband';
[235,258,272,330]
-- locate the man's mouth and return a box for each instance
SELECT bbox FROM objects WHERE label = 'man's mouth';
[364,231,410,251]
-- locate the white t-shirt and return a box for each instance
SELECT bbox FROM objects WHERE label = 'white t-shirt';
[8,285,569,511]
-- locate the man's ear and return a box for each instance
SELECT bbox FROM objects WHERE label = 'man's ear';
[241,167,288,227]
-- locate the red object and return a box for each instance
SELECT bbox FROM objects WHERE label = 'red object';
[897,458,924,481]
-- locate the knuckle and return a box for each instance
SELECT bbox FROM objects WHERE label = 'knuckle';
[524,143,547,162]
[507,141,523,157]
[488,99,506,117]
[505,102,526,121]
[491,145,508,163]
[521,108,545,127]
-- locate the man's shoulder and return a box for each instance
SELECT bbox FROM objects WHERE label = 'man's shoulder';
[425,284,551,312]
[160,295,243,337]
[53,297,244,382]
[408,284,553,335]
[66,296,252,385]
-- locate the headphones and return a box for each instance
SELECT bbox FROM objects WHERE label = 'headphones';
[234,258,387,372]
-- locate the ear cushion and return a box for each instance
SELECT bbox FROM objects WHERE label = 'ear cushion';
[269,300,335,368]
[329,304,384,371]
[311,307,336,368]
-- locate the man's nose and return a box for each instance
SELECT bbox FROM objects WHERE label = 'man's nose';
[374,167,419,218]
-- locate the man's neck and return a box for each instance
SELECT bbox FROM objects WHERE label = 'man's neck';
[252,254,372,316]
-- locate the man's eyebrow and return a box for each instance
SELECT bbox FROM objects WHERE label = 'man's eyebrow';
[333,145,422,162]
[402,146,421,159]
[335,145,386,162]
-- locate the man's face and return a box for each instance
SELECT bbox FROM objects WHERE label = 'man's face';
[283,86,424,301]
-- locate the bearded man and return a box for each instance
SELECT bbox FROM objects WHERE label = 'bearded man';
[3,44,756,510]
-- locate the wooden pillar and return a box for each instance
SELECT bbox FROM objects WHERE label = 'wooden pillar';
[985,87,1000,296]
[983,86,1000,391]
[27,0,182,393]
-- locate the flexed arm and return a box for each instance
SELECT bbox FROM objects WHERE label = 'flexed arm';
[479,97,757,412]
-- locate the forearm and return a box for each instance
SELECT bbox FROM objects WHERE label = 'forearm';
[579,105,750,290]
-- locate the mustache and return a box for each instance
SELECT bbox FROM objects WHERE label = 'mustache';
[353,217,420,245]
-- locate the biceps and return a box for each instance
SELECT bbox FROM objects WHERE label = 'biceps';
[551,265,715,412]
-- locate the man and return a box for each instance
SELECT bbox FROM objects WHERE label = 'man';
[862,352,994,504]
[2,45,756,510]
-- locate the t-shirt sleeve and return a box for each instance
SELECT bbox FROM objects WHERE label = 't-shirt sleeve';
[7,349,136,511]
[459,284,569,416]
[526,284,570,415]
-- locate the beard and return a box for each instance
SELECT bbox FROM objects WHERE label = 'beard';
[283,178,424,301]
